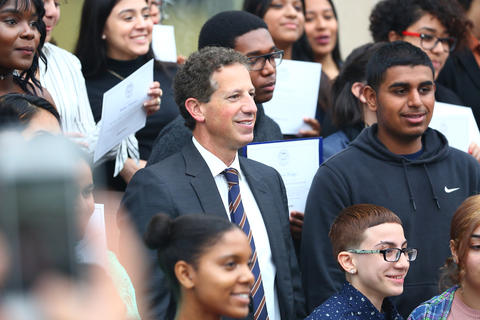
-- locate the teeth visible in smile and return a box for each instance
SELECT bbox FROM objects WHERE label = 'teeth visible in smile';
[388,275,403,279]
[233,293,249,299]
[238,121,252,125]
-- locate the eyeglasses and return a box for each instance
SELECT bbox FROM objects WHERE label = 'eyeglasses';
[347,248,418,262]
[401,31,457,53]
[246,50,284,71]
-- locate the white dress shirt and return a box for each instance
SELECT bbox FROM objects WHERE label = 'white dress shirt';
[192,137,280,320]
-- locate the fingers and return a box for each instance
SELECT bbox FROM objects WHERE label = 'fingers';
[144,81,163,115]
[298,118,321,137]
[468,142,480,162]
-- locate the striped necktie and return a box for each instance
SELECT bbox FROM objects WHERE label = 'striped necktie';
[223,168,269,320]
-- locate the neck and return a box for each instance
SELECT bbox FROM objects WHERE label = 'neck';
[275,41,293,60]
[376,128,423,155]
[193,131,237,166]
[0,69,13,81]
[459,282,480,310]
[315,53,338,79]
[175,295,220,320]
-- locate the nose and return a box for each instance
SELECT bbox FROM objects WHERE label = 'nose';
[261,57,275,76]
[430,40,445,54]
[240,263,255,287]
[285,4,298,17]
[407,89,423,108]
[315,16,326,30]
[395,251,410,270]
[20,21,36,40]
[135,13,150,29]
[243,94,257,114]
[44,1,55,18]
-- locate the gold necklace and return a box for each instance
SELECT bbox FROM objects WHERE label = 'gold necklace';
[107,69,125,80]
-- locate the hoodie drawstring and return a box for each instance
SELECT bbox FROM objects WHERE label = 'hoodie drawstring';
[423,163,441,209]
[402,160,417,211]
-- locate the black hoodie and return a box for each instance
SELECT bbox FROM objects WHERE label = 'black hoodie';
[301,124,480,317]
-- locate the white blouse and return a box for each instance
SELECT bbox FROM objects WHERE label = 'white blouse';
[39,43,139,176]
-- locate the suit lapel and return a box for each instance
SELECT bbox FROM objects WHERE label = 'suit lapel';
[182,142,228,220]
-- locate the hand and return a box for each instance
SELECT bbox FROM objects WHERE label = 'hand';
[143,81,162,116]
[298,117,321,137]
[469,142,480,163]
[119,158,146,184]
[176,55,187,65]
[289,210,304,241]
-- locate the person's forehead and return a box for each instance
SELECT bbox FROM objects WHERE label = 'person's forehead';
[361,223,406,246]
[234,28,276,56]
[211,63,253,91]
[380,65,434,87]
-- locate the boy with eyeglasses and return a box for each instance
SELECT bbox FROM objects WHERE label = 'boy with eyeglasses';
[306,204,415,320]
[301,41,480,318]
[369,0,467,106]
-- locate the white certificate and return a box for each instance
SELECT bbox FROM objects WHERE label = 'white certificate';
[429,101,480,152]
[152,24,177,63]
[245,138,321,212]
[94,59,153,162]
[263,60,322,135]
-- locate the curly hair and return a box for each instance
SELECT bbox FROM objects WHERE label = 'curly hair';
[173,47,249,130]
[369,0,468,50]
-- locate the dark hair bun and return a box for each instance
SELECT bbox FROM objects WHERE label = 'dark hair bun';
[144,213,173,250]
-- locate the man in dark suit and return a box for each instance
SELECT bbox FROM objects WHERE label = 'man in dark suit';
[121,47,305,320]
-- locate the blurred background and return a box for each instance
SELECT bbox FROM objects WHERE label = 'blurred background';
[54,0,379,60]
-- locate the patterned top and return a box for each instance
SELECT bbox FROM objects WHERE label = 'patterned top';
[407,286,457,320]
[305,282,403,320]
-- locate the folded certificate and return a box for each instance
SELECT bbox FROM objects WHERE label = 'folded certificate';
[152,25,177,63]
[263,60,322,134]
[243,138,322,212]
[94,59,153,162]
[429,102,480,152]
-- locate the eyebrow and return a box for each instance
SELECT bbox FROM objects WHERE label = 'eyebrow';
[388,80,434,89]
[245,46,277,57]
[418,27,437,33]
[375,240,407,247]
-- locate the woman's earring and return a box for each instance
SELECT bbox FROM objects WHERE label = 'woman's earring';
[102,34,106,40]
[350,269,356,274]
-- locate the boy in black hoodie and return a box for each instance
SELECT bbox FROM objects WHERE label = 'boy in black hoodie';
[301,41,480,317]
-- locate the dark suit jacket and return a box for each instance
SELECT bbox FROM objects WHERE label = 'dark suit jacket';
[437,48,480,127]
[120,141,306,320]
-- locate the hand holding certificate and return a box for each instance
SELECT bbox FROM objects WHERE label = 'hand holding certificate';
[94,59,154,162]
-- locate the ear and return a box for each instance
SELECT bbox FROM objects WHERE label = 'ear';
[185,98,205,123]
[388,30,402,42]
[363,85,378,113]
[174,260,196,289]
[351,82,367,104]
[450,240,459,264]
[338,251,357,275]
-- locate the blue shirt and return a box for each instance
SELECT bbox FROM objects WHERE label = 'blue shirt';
[305,282,403,320]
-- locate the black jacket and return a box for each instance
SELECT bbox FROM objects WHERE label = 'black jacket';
[301,125,480,317]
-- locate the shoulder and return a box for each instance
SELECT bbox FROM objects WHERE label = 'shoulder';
[407,286,456,320]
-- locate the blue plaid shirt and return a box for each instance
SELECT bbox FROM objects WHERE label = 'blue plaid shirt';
[407,286,457,320]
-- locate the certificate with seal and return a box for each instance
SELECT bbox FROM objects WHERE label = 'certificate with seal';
[243,137,322,212]
[94,59,153,162]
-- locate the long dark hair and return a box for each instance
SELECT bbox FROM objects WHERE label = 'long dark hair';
[75,0,154,78]
[0,0,47,94]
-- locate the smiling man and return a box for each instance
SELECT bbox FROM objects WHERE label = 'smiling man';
[147,10,283,165]
[301,41,480,317]
[121,46,305,320]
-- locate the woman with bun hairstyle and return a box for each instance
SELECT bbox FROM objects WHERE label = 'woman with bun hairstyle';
[408,195,480,319]
[144,213,255,320]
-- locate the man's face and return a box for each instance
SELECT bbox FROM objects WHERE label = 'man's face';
[198,63,257,154]
[234,28,277,103]
[365,65,435,150]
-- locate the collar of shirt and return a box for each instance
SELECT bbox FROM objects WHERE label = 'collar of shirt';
[340,282,402,320]
[192,137,243,179]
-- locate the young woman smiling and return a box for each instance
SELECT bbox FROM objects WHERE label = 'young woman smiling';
[408,195,480,320]
[144,213,254,320]
[75,0,179,190]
